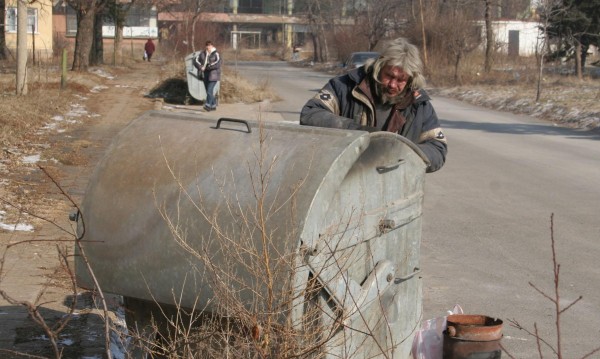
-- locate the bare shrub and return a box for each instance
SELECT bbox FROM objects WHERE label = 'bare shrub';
[117,120,422,358]
[53,32,72,58]
[503,214,600,359]
[332,27,371,62]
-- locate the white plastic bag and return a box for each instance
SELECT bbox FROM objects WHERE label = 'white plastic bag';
[411,305,463,359]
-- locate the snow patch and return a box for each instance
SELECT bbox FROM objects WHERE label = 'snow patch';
[91,85,109,93]
[22,154,40,164]
[59,337,75,346]
[89,68,115,80]
[0,210,34,232]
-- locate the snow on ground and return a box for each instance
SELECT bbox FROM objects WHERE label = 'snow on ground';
[0,210,34,232]
[433,86,600,131]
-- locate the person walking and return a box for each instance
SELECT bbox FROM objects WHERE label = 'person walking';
[194,41,222,111]
[144,39,155,62]
[300,37,447,173]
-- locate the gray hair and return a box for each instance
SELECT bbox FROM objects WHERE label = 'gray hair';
[364,38,426,90]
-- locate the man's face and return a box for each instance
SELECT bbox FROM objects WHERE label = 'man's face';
[379,65,410,99]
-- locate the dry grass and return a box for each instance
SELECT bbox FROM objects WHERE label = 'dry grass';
[1,52,279,145]
[432,73,600,130]
[0,80,77,149]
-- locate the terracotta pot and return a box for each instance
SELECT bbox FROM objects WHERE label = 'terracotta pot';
[446,314,503,342]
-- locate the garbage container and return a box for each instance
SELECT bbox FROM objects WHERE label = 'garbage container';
[75,111,429,358]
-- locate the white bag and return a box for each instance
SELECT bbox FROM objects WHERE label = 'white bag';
[411,304,463,359]
[143,51,148,61]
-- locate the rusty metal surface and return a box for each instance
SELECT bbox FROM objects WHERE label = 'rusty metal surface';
[446,314,504,342]
[443,336,502,359]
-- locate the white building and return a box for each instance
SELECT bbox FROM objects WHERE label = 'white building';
[481,20,543,57]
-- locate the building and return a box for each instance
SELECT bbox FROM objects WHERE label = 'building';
[487,20,543,57]
[4,0,54,58]
[52,2,158,51]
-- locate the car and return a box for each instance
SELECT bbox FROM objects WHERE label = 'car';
[342,51,380,72]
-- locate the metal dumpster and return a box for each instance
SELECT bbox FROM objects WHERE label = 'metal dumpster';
[75,111,428,358]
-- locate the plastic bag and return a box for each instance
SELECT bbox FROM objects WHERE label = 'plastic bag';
[143,51,148,61]
[411,304,463,359]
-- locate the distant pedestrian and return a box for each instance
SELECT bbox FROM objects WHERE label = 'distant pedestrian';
[144,39,155,62]
[292,44,301,61]
[193,41,222,111]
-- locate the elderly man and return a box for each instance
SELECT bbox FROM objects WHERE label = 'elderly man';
[300,38,447,172]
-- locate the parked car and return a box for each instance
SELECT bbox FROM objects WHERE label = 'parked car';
[342,51,380,72]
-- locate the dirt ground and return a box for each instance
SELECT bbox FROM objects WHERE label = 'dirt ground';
[1,55,599,358]
[0,60,161,358]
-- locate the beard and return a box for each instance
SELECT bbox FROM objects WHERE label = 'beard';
[377,82,408,105]
[375,80,415,109]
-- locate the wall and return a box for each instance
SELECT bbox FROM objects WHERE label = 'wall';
[479,20,542,57]
[4,0,54,58]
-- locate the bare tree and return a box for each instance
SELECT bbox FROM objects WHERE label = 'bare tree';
[353,0,404,51]
[90,4,107,66]
[110,0,136,65]
[305,0,334,63]
[0,0,9,60]
[16,0,27,95]
[418,0,428,67]
[69,0,101,70]
[483,0,495,73]
[443,12,481,83]
[535,0,565,102]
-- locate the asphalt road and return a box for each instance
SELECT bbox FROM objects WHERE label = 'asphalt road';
[235,61,600,359]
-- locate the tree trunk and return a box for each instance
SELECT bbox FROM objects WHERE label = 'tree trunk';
[575,41,582,80]
[535,33,546,103]
[484,0,494,73]
[453,52,461,83]
[90,12,104,65]
[114,25,123,65]
[310,32,319,62]
[16,0,28,95]
[72,1,97,71]
[0,0,8,60]
[580,43,589,72]
[191,15,201,52]
[419,0,428,68]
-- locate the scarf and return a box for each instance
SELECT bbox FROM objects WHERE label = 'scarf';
[358,74,415,133]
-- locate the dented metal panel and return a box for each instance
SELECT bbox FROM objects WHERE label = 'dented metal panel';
[75,111,428,358]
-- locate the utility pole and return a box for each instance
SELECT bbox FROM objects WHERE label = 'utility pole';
[16,0,28,95]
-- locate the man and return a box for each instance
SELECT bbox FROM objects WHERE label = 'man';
[300,38,447,172]
[194,41,222,112]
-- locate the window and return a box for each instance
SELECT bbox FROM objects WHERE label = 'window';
[5,7,38,33]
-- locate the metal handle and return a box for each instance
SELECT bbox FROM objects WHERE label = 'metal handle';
[215,118,252,133]
[394,267,421,284]
[376,159,405,174]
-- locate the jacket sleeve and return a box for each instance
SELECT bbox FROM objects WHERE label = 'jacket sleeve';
[416,102,447,173]
[207,52,221,70]
[193,53,203,69]
[300,80,360,129]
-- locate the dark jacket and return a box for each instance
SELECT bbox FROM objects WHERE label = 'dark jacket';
[194,49,222,82]
[300,67,447,172]
[144,40,155,55]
